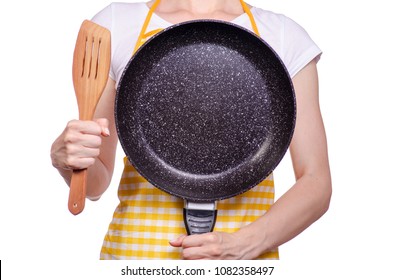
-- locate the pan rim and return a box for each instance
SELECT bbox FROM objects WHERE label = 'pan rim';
[115,19,296,202]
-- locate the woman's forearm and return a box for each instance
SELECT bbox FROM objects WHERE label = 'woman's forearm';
[237,172,332,258]
[236,60,332,258]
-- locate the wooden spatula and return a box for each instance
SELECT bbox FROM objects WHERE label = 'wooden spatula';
[68,20,111,215]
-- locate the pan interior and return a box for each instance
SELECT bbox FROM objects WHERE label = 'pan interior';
[116,21,295,201]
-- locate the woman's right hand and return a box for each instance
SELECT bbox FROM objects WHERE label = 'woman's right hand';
[50,118,110,171]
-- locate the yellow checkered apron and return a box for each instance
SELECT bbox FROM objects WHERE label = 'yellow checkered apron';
[100,0,279,260]
[100,159,279,259]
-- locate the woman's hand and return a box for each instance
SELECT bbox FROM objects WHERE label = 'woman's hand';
[169,231,256,260]
[50,78,117,199]
[51,118,110,171]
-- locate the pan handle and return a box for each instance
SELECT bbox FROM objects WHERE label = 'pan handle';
[183,201,217,235]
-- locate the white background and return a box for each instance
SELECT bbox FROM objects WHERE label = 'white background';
[1,0,392,279]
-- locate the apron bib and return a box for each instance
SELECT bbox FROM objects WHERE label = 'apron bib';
[100,0,279,260]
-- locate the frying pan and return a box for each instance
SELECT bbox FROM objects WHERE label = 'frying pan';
[115,20,296,234]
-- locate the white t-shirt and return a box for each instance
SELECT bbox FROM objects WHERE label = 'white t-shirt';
[92,1,321,88]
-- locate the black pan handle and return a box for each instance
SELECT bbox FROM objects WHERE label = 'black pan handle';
[183,201,217,235]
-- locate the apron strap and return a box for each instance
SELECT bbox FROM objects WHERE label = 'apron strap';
[133,0,162,54]
[133,0,261,54]
[240,0,260,36]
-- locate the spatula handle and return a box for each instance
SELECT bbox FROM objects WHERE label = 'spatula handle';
[68,169,87,215]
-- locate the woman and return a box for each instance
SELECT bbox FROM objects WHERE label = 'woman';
[51,0,331,259]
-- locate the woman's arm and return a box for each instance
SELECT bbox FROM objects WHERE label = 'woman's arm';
[50,78,118,200]
[236,59,332,257]
[170,59,332,259]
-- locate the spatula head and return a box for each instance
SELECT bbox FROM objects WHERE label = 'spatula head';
[72,20,111,120]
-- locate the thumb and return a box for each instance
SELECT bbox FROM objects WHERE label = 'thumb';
[169,235,187,247]
[95,118,110,137]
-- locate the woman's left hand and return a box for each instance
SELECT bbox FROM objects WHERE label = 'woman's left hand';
[169,231,253,260]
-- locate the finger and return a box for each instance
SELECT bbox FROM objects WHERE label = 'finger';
[169,235,187,247]
[73,146,100,158]
[64,153,97,170]
[65,144,100,162]
[95,118,110,136]
[64,132,102,149]
[182,247,204,260]
[182,245,219,260]
[78,134,102,149]
[67,120,102,136]
[181,233,219,249]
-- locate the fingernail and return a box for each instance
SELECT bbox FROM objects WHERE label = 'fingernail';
[103,127,110,136]
[170,237,178,243]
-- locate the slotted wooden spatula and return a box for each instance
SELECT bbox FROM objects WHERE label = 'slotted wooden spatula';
[68,20,111,215]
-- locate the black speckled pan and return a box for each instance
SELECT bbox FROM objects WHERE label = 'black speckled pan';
[116,20,296,234]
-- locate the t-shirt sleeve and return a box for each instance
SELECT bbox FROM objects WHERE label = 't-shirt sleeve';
[282,17,322,78]
[91,4,115,80]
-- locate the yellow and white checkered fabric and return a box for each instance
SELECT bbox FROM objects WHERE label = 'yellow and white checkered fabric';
[100,158,279,259]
